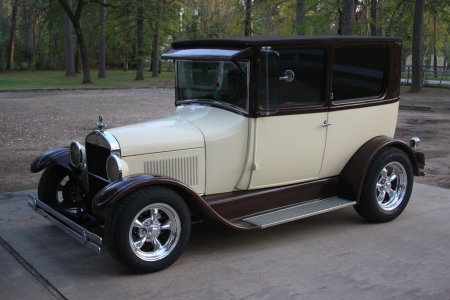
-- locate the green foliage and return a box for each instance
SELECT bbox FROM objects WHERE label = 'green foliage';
[0,0,449,75]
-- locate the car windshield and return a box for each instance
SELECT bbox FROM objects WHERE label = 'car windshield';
[176,60,249,112]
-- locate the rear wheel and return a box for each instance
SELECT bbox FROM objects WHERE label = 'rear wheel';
[355,147,413,222]
[105,186,191,273]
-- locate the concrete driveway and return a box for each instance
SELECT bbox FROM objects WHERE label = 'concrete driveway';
[1,183,449,300]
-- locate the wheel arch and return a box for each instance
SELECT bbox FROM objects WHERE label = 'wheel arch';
[92,174,248,230]
[339,136,419,203]
[30,147,72,173]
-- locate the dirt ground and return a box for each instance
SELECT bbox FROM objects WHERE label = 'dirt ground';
[0,87,448,193]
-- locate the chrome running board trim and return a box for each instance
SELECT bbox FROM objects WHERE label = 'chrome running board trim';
[28,194,102,254]
[243,196,356,228]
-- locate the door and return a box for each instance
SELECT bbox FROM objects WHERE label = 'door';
[249,47,329,189]
[319,45,396,178]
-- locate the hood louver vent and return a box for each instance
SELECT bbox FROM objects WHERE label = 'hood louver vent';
[144,156,199,186]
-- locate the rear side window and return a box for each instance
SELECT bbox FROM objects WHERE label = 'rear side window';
[332,46,387,101]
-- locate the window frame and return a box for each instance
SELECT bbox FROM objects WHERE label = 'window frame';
[175,59,252,116]
[329,42,396,111]
[256,44,330,117]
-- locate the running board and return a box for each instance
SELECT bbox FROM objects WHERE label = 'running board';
[243,197,356,228]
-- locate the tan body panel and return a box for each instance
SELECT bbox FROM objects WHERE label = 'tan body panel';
[108,115,204,157]
[319,102,399,178]
[178,105,249,194]
[249,112,328,189]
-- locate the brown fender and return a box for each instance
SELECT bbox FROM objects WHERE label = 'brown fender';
[91,174,256,230]
[339,136,420,203]
[30,148,71,173]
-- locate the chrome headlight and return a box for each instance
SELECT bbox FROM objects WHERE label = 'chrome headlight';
[70,141,86,168]
[106,154,123,182]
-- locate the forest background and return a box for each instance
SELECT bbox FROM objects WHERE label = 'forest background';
[0,0,449,90]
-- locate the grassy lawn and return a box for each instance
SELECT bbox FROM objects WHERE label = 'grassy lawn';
[0,70,175,90]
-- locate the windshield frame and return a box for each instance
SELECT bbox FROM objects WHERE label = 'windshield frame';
[175,59,251,115]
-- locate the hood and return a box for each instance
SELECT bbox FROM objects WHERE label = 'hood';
[108,115,204,157]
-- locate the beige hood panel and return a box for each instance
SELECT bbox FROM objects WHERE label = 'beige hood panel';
[108,115,204,157]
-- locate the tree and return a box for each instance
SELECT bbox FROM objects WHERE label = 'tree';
[135,0,144,80]
[370,0,377,36]
[151,0,163,77]
[98,0,106,78]
[63,0,75,76]
[295,0,305,35]
[410,0,424,93]
[58,0,92,83]
[6,0,20,70]
[244,0,253,36]
[339,0,353,35]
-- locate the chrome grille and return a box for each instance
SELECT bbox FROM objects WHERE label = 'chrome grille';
[86,143,109,178]
[85,130,120,196]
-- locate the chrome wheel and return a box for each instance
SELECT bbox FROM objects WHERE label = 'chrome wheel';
[129,203,181,262]
[375,161,407,211]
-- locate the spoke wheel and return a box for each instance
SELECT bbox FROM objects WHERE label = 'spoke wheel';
[375,162,407,211]
[355,147,413,223]
[105,186,190,273]
[129,203,181,262]
[38,166,83,215]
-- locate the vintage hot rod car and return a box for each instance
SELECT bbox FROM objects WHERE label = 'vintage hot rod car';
[29,36,425,273]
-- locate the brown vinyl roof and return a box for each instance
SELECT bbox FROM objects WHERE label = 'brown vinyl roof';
[172,35,401,49]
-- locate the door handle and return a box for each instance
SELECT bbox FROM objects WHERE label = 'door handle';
[322,120,332,127]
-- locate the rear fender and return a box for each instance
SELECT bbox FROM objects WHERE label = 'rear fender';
[339,136,420,203]
[92,174,249,230]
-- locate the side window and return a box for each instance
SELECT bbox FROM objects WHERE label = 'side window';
[332,46,387,101]
[259,48,325,112]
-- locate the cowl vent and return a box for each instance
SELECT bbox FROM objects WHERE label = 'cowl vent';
[144,156,199,186]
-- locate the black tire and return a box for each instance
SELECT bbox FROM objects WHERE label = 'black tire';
[354,147,414,223]
[104,186,191,273]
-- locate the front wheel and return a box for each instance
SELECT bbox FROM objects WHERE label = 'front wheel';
[354,147,414,223]
[104,186,191,273]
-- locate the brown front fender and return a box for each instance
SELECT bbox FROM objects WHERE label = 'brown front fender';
[92,174,254,230]
[339,136,420,203]
[30,148,71,173]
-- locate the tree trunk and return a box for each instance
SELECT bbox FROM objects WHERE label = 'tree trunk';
[122,50,129,71]
[7,0,20,70]
[295,0,305,35]
[410,0,424,93]
[58,0,92,83]
[74,24,92,83]
[64,0,75,76]
[244,0,252,36]
[98,0,106,78]
[20,0,35,70]
[444,36,448,71]
[433,15,437,78]
[339,0,353,35]
[151,0,162,77]
[135,0,144,80]
[75,44,81,73]
[0,0,6,71]
[370,0,377,36]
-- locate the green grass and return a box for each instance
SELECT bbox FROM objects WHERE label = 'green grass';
[0,70,175,90]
